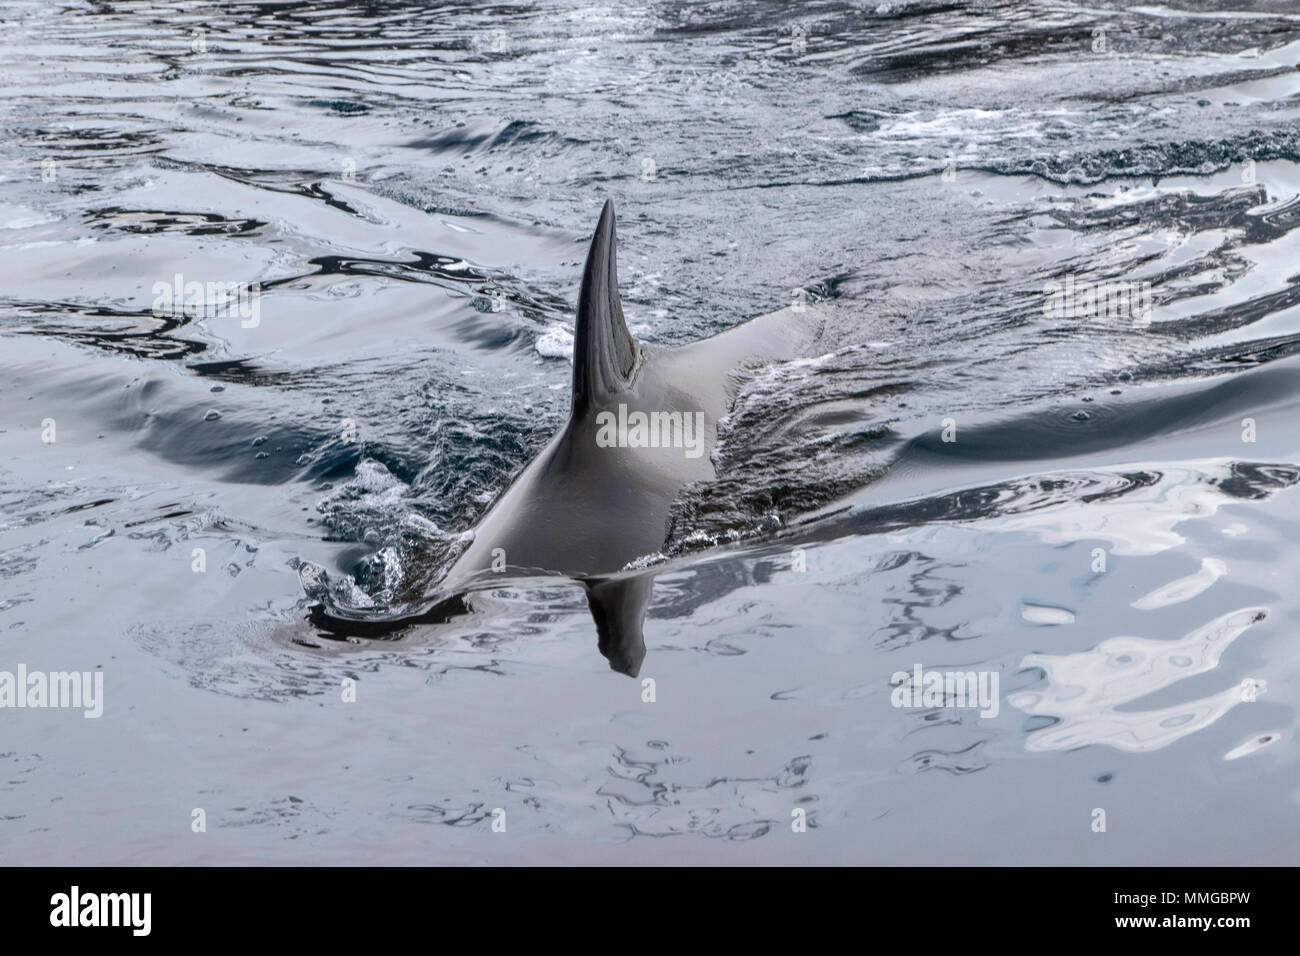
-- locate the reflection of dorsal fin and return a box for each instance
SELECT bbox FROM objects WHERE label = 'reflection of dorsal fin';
[573,200,638,413]
[583,574,654,677]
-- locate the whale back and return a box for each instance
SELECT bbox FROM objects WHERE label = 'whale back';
[435,201,822,673]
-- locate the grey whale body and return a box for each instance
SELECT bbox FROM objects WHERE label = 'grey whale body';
[313,200,820,675]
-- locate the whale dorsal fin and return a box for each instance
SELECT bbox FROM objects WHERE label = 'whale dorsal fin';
[573,200,638,413]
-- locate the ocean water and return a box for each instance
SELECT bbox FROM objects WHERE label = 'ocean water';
[2,0,1299,864]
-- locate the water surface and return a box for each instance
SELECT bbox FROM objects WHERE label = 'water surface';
[2,0,1299,863]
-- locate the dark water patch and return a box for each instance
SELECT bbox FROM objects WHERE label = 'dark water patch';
[1157,280,1300,342]
[409,119,585,156]
[150,158,365,214]
[909,364,1300,463]
[852,20,1098,84]
[827,109,886,133]
[1094,65,1300,105]
[305,98,370,114]
[85,207,267,237]
[1213,461,1300,500]
[992,130,1300,185]
[4,301,213,361]
[1164,329,1300,376]
[1044,184,1267,235]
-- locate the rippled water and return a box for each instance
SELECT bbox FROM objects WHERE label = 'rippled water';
[3,0,1299,863]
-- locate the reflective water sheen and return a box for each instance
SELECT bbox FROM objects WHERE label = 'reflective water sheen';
[2,0,1299,863]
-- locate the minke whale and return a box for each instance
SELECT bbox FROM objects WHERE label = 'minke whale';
[311,200,821,675]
